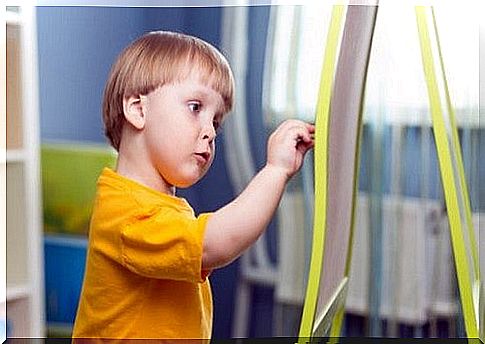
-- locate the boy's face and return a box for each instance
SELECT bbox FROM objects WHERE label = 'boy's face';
[140,68,225,189]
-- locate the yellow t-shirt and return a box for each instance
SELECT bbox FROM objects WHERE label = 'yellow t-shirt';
[72,168,213,339]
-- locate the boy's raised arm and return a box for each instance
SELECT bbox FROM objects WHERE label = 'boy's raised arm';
[202,119,315,270]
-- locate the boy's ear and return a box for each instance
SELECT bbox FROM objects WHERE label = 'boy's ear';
[123,95,145,130]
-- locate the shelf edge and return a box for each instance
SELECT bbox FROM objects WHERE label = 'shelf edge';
[6,284,31,302]
[6,149,26,163]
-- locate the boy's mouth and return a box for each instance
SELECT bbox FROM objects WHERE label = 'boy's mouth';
[194,152,211,164]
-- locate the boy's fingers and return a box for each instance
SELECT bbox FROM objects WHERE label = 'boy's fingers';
[271,121,315,153]
[296,139,314,156]
[292,128,314,148]
[305,122,316,132]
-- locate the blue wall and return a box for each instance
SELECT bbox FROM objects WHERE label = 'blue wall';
[38,7,147,143]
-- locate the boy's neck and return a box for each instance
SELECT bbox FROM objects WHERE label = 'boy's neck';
[116,148,176,196]
[116,161,176,196]
[117,165,176,196]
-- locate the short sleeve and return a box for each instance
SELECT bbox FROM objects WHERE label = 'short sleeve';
[120,208,212,283]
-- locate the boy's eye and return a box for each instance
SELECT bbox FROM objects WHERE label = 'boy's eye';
[188,102,201,112]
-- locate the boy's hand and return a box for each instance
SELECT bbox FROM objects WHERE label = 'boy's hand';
[266,119,315,180]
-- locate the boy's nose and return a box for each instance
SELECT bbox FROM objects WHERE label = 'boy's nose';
[201,123,216,143]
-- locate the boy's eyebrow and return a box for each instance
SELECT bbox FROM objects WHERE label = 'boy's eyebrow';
[190,87,214,99]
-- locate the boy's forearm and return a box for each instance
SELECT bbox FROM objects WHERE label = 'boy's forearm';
[202,164,288,269]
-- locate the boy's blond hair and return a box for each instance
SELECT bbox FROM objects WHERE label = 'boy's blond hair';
[103,31,235,151]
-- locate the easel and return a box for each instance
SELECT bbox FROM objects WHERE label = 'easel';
[298,3,483,342]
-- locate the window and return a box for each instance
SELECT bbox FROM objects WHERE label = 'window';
[263,2,479,127]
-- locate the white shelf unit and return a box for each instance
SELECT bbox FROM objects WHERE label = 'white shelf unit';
[5,5,45,337]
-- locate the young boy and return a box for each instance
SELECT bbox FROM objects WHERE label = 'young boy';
[72,31,314,339]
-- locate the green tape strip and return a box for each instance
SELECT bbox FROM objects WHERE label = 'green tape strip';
[329,304,345,338]
[415,6,478,338]
[430,8,480,282]
[298,5,345,340]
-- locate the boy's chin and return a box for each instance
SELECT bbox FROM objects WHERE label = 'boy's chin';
[172,174,206,189]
